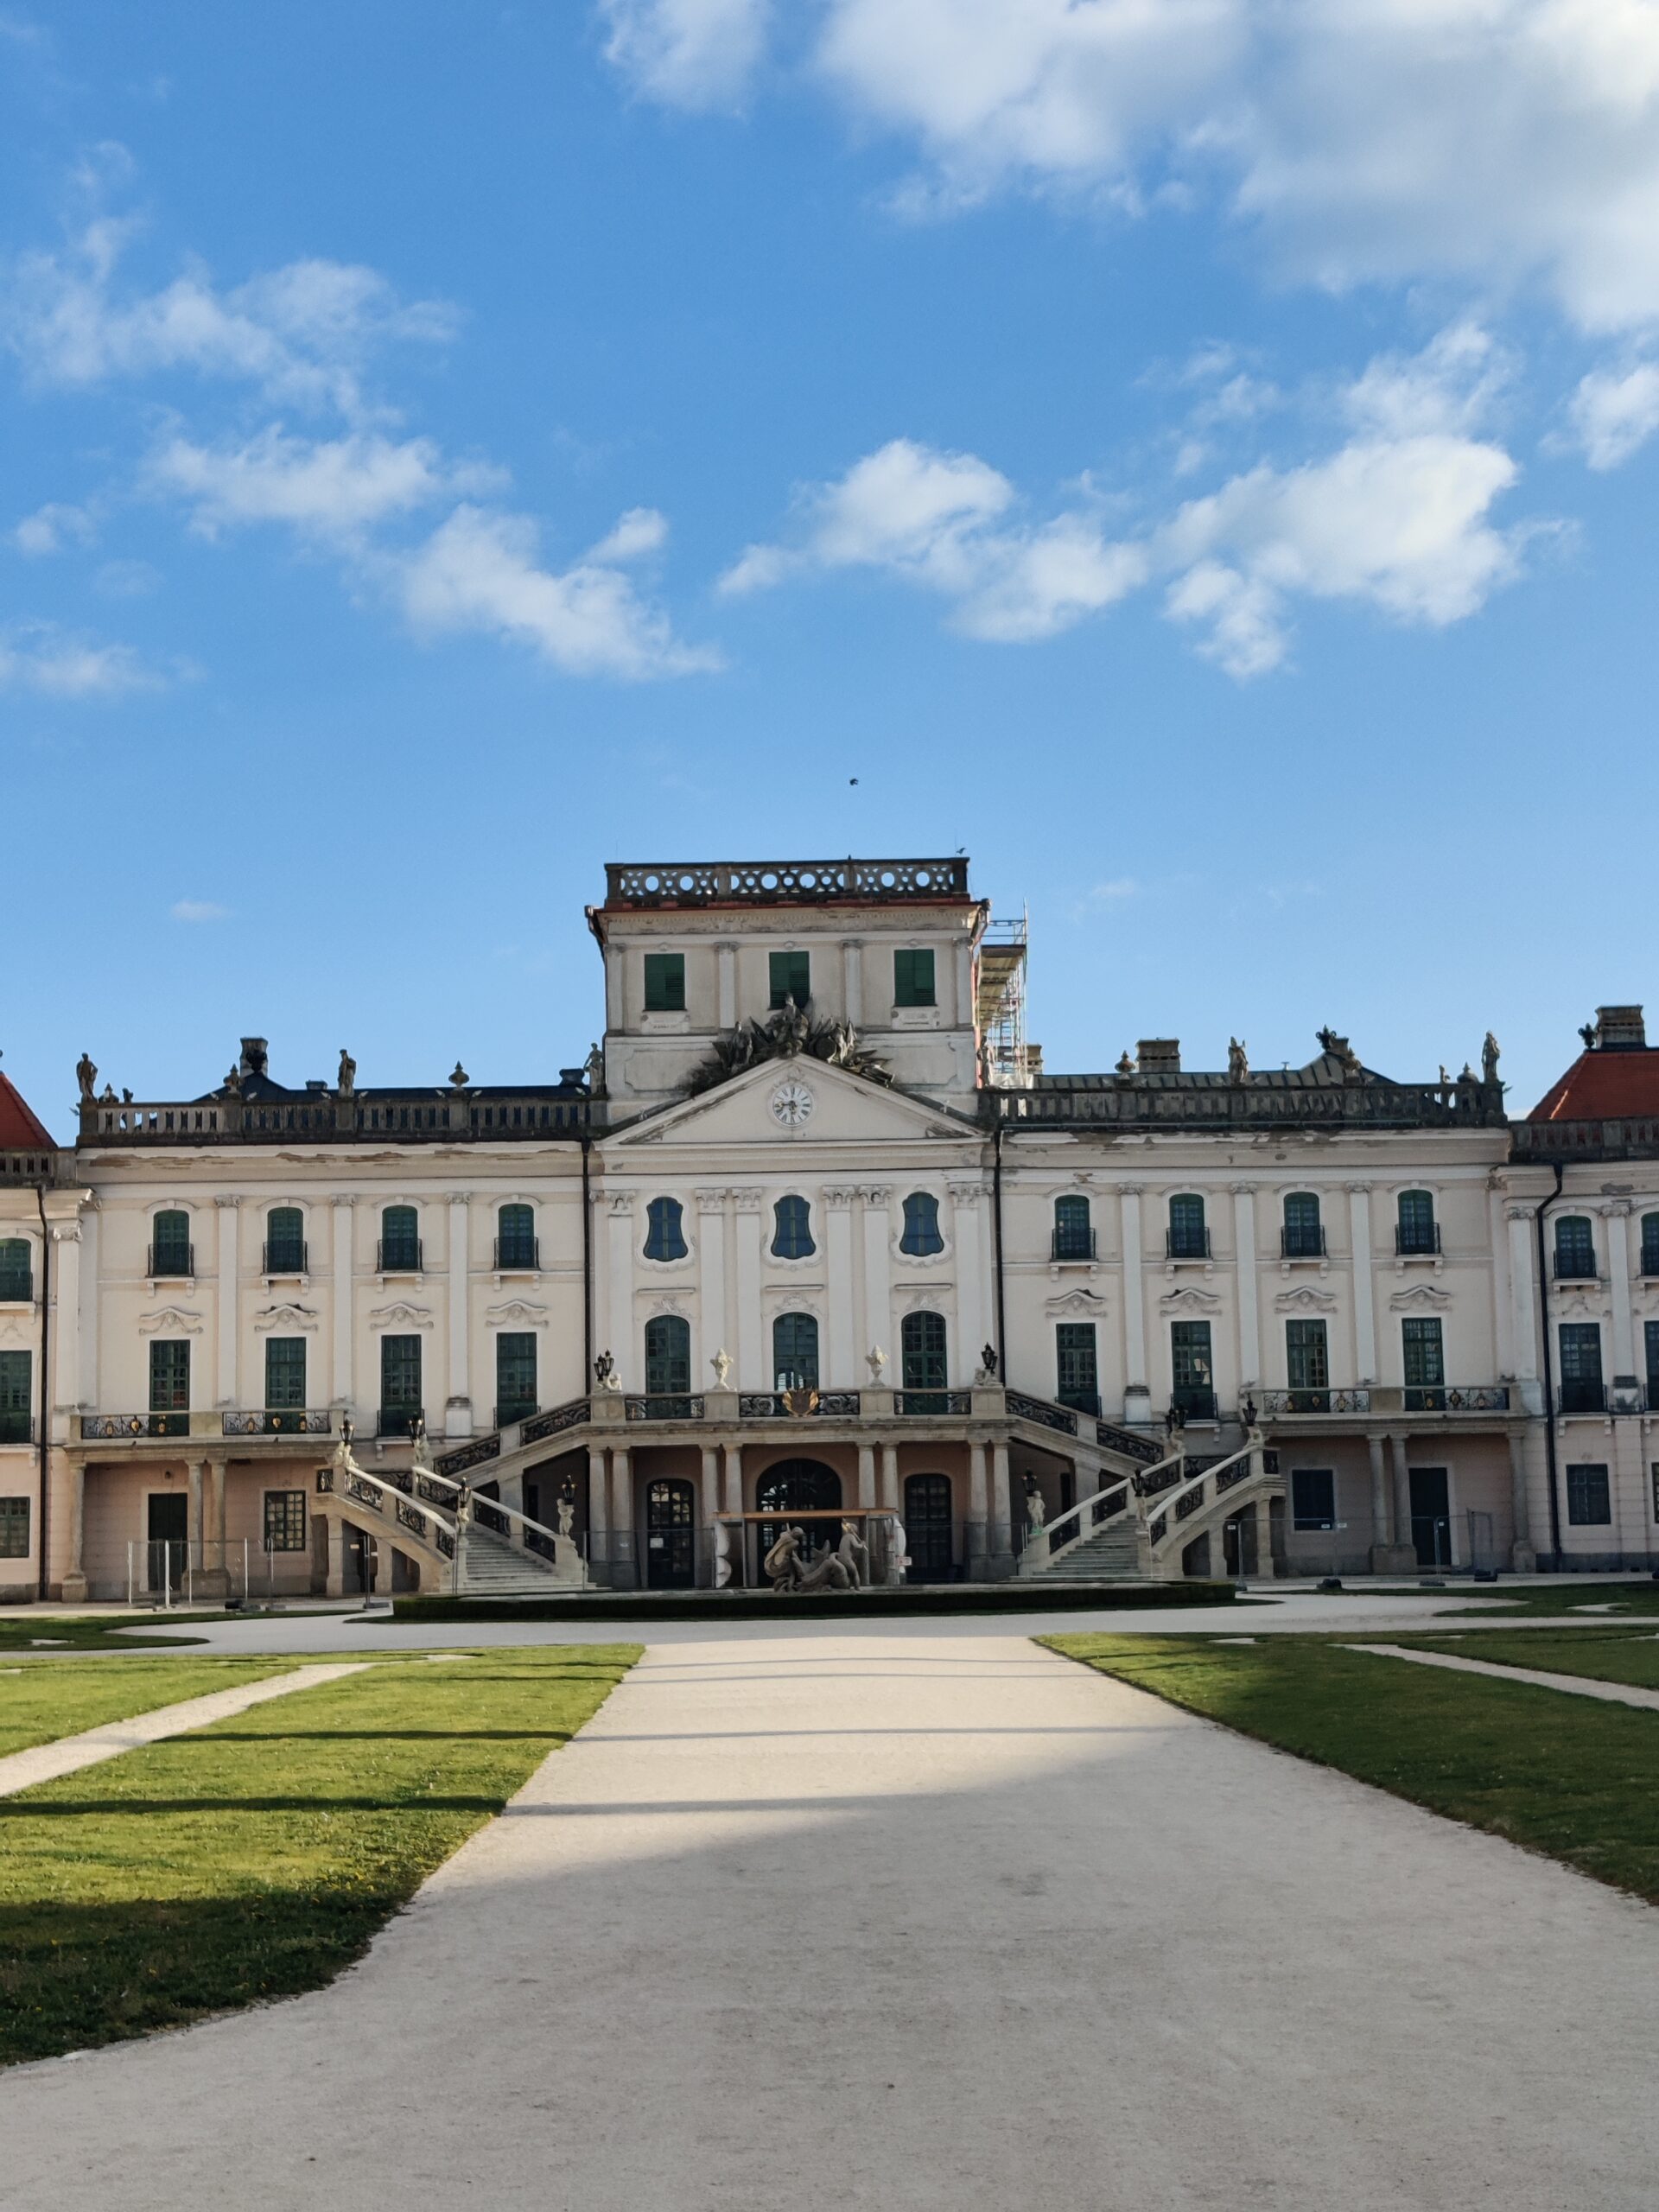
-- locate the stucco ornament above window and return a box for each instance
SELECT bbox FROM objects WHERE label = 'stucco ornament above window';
[687,999,890,1095]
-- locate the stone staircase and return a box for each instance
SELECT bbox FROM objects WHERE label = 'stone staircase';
[454,1522,578,1599]
[1031,1514,1144,1581]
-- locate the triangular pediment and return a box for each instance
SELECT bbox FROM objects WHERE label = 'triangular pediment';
[601,1059,980,1152]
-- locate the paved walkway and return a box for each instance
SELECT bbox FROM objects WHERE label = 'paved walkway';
[1348,1642,1659,1710]
[3,1631,1656,2209]
[0,1663,369,1797]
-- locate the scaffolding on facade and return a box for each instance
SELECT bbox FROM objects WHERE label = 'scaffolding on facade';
[976,910,1031,1088]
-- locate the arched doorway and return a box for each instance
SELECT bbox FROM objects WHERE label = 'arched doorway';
[645,1478,696,1588]
[905,1472,954,1584]
[754,1457,842,1579]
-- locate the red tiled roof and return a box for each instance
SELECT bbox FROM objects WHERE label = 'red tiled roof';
[0,1072,54,1150]
[1529,1051,1659,1122]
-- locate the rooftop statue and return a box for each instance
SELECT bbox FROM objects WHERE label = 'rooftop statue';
[1228,1037,1249,1082]
[76,1052,97,1103]
[337,1048,356,1099]
[1483,1031,1501,1084]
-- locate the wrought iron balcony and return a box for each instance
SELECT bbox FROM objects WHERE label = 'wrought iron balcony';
[1559,1381,1607,1414]
[223,1408,333,1435]
[1051,1229,1098,1262]
[1007,1390,1077,1435]
[148,1243,194,1279]
[1170,1388,1218,1421]
[1166,1229,1211,1260]
[376,1239,423,1274]
[262,1241,308,1275]
[518,1399,591,1446]
[1552,1252,1599,1281]
[79,1413,190,1439]
[1261,1388,1372,1416]
[1280,1226,1326,1258]
[738,1391,862,1419]
[0,1410,31,1445]
[1402,1384,1511,1413]
[1395,1224,1441,1255]
[493,1236,540,1271]
[896,1389,971,1416]
[625,1394,705,1421]
[377,1406,425,1438]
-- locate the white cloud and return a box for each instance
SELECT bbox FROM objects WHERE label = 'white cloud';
[1564,359,1659,467]
[11,499,96,556]
[1339,322,1510,441]
[147,426,499,538]
[586,505,671,562]
[605,0,1659,334]
[0,620,168,697]
[397,505,719,679]
[5,218,457,417]
[170,899,229,923]
[600,0,772,110]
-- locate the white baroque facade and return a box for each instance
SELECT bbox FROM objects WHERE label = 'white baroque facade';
[2,861,1656,1601]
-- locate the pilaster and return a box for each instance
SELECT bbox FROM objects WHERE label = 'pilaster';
[447,1192,472,1436]
[332,1198,355,1411]
[1347,1184,1376,1382]
[215,1195,240,1410]
[824,1188,858,1386]
[1117,1187,1148,1422]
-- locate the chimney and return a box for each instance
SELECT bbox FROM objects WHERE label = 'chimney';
[1136,1038,1180,1074]
[239,1036,270,1077]
[1593,1006,1646,1051]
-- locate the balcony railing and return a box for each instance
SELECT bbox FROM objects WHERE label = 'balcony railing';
[80,1413,190,1439]
[1051,1229,1098,1262]
[1007,1390,1078,1435]
[0,1410,32,1445]
[1170,1388,1218,1421]
[0,1269,34,1303]
[1402,1385,1511,1413]
[1395,1224,1441,1255]
[378,1405,425,1437]
[377,1240,423,1273]
[1261,1388,1371,1416]
[625,1394,705,1421]
[223,1408,333,1435]
[606,858,969,907]
[1552,1252,1599,1280]
[519,1398,591,1446]
[1280,1226,1326,1258]
[1559,1381,1607,1414]
[896,1389,971,1416]
[262,1241,308,1275]
[149,1243,194,1279]
[738,1391,862,1419]
[493,1236,540,1271]
[1166,1230,1211,1260]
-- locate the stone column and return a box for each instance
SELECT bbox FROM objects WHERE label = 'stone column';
[61,1460,88,1603]
[1507,1429,1537,1573]
[332,1198,355,1413]
[187,1459,206,1554]
[1118,1186,1149,1423]
[1389,1432,1414,1570]
[1255,1493,1276,1582]
[200,1458,231,1596]
[1366,1433,1395,1571]
[696,1189,728,1382]
[700,1444,720,1520]
[880,1443,899,1512]
[716,942,737,1030]
[1348,1184,1376,1382]
[78,1203,99,1417]
[721,1440,744,1517]
[1506,1205,1541,1414]
[1231,1184,1260,1395]
[824,1189,857,1388]
[950,1179,988,1384]
[215,1195,240,1410]
[610,1445,635,1588]
[587,1447,609,1585]
[861,1188,893,1379]
[606,1195,634,1387]
[447,1192,471,1436]
[966,1440,989,1579]
[50,1218,82,1419]
[1604,1204,1636,1382]
[856,1442,876,1510]
[990,1440,1013,1567]
[733,1192,763,1388]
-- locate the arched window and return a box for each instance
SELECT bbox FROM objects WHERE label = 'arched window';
[150,1209,193,1278]
[643,1197,688,1262]
[1554,1215,1597,1281]
[900,1310,948,1406]
[0,1239,32,1302]
[1166,1193,1207,1260]
[1643,1213,1659,1277]
[379,1205,421,1272]
[1052,1194,1093,1261]
[772,1195,815,1260]
[264,1206,305,1274]
[899,1192,944,1256]
[644,1314,690,1395]
[772,1312,820,1389]
[1395,1190,1438,1256]
[1281,1192,1323,1259]
[497,1202,537,1269]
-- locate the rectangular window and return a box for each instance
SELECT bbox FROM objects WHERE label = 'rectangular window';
[151,1212,193,1276]
[264,1336,307,1409]
[893,948,936,1007]
[1285,1319,1329,1392]
[1566,1463,1611,1526]
[0,1241,31,1301]
[1558,1323,1604,1412]
[1291,1468,1337,1531]
[0,1350,29,1445]
[1643,1217,1659,1276]
[1055,1324,1099,1414]
[149,1339,190,1413]
[769,949,810,1008]
[0,1496,29,1558]
[1402,1317,1445,1388]
[496,1332,537,1422]
[1646,1320,1659,1407]
[644,951,685,1013]
[1170,1320,1215,1419]
[1651,1463,1659,1525]
[380,1333,422,1427]
[263,1490,307,1551]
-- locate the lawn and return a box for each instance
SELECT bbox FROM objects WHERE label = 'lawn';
[1402,1628,1659,1691]
[1439,1580,1659,1619]
[0,1643,638,2066]
[0,1656,302,1758]
[0,1614,218,1654]
[1043,1632,1659,1906]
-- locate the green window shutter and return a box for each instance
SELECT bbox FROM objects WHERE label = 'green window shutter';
[645,1316,690,1395]
[380,1207,420,1270]
[496,1332,538,1419]
[0,1241,32,1301]
[380,1334,423,1420]
[1055,1324,1098,1410]
[769,950,810,1008]
[265,1208,305,1273]
[149,1339,190,1412]
[0,1351,29,1446]
[151,1211,192,1276]
[893,948,936,1007]
[900,1311,948,1391]
[644,952,686,1013]
[264,1337,307,1409]
[497,1204,536,1268]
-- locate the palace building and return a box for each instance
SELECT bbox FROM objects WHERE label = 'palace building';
[2,855,1656,1603]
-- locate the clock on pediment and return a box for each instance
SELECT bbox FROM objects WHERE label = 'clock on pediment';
[769,1077,816,1130]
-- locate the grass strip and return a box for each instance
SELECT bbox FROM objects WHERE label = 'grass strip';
[1437,1581,1659,1619]
[0,1656,303,1758]
[1042,1631,1659,1906]
[0,1615,218,1654]
[0,1643,638,2066]
[1402,1628,1659,1691]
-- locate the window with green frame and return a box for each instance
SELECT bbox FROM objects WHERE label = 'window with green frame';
[1055,1323,1099,1414]
[263,1490,307,1551]
[1402,1317,1445,1388]
[772,1312,819,1389]
[900,1310,948,1394]
[1170,1320,1214,1415]
[645,1314,690,1395]
[264,1206,305,1273]
[151,1209,192,1276]
[1645,1319,1659,1405]
[1285,1319,1329,1391]
[380,1333,422,1420]
[264,1337,307,1409]
[893,948,936,1007]
[0,1239,32,1301]
[0,1495,29,1558]
[0,1350,29,1445]
[644,951,686,1013]
[769,949,810,1008]
[149,1338,190,1413]
[496,1331,538,1421]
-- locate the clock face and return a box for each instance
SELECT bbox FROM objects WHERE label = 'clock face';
[769,1077,815,1129]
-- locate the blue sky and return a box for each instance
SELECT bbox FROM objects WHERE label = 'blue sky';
[5,1,1659,1134]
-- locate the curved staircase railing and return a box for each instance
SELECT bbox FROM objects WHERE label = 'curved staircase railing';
[315,1433,586,1591]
